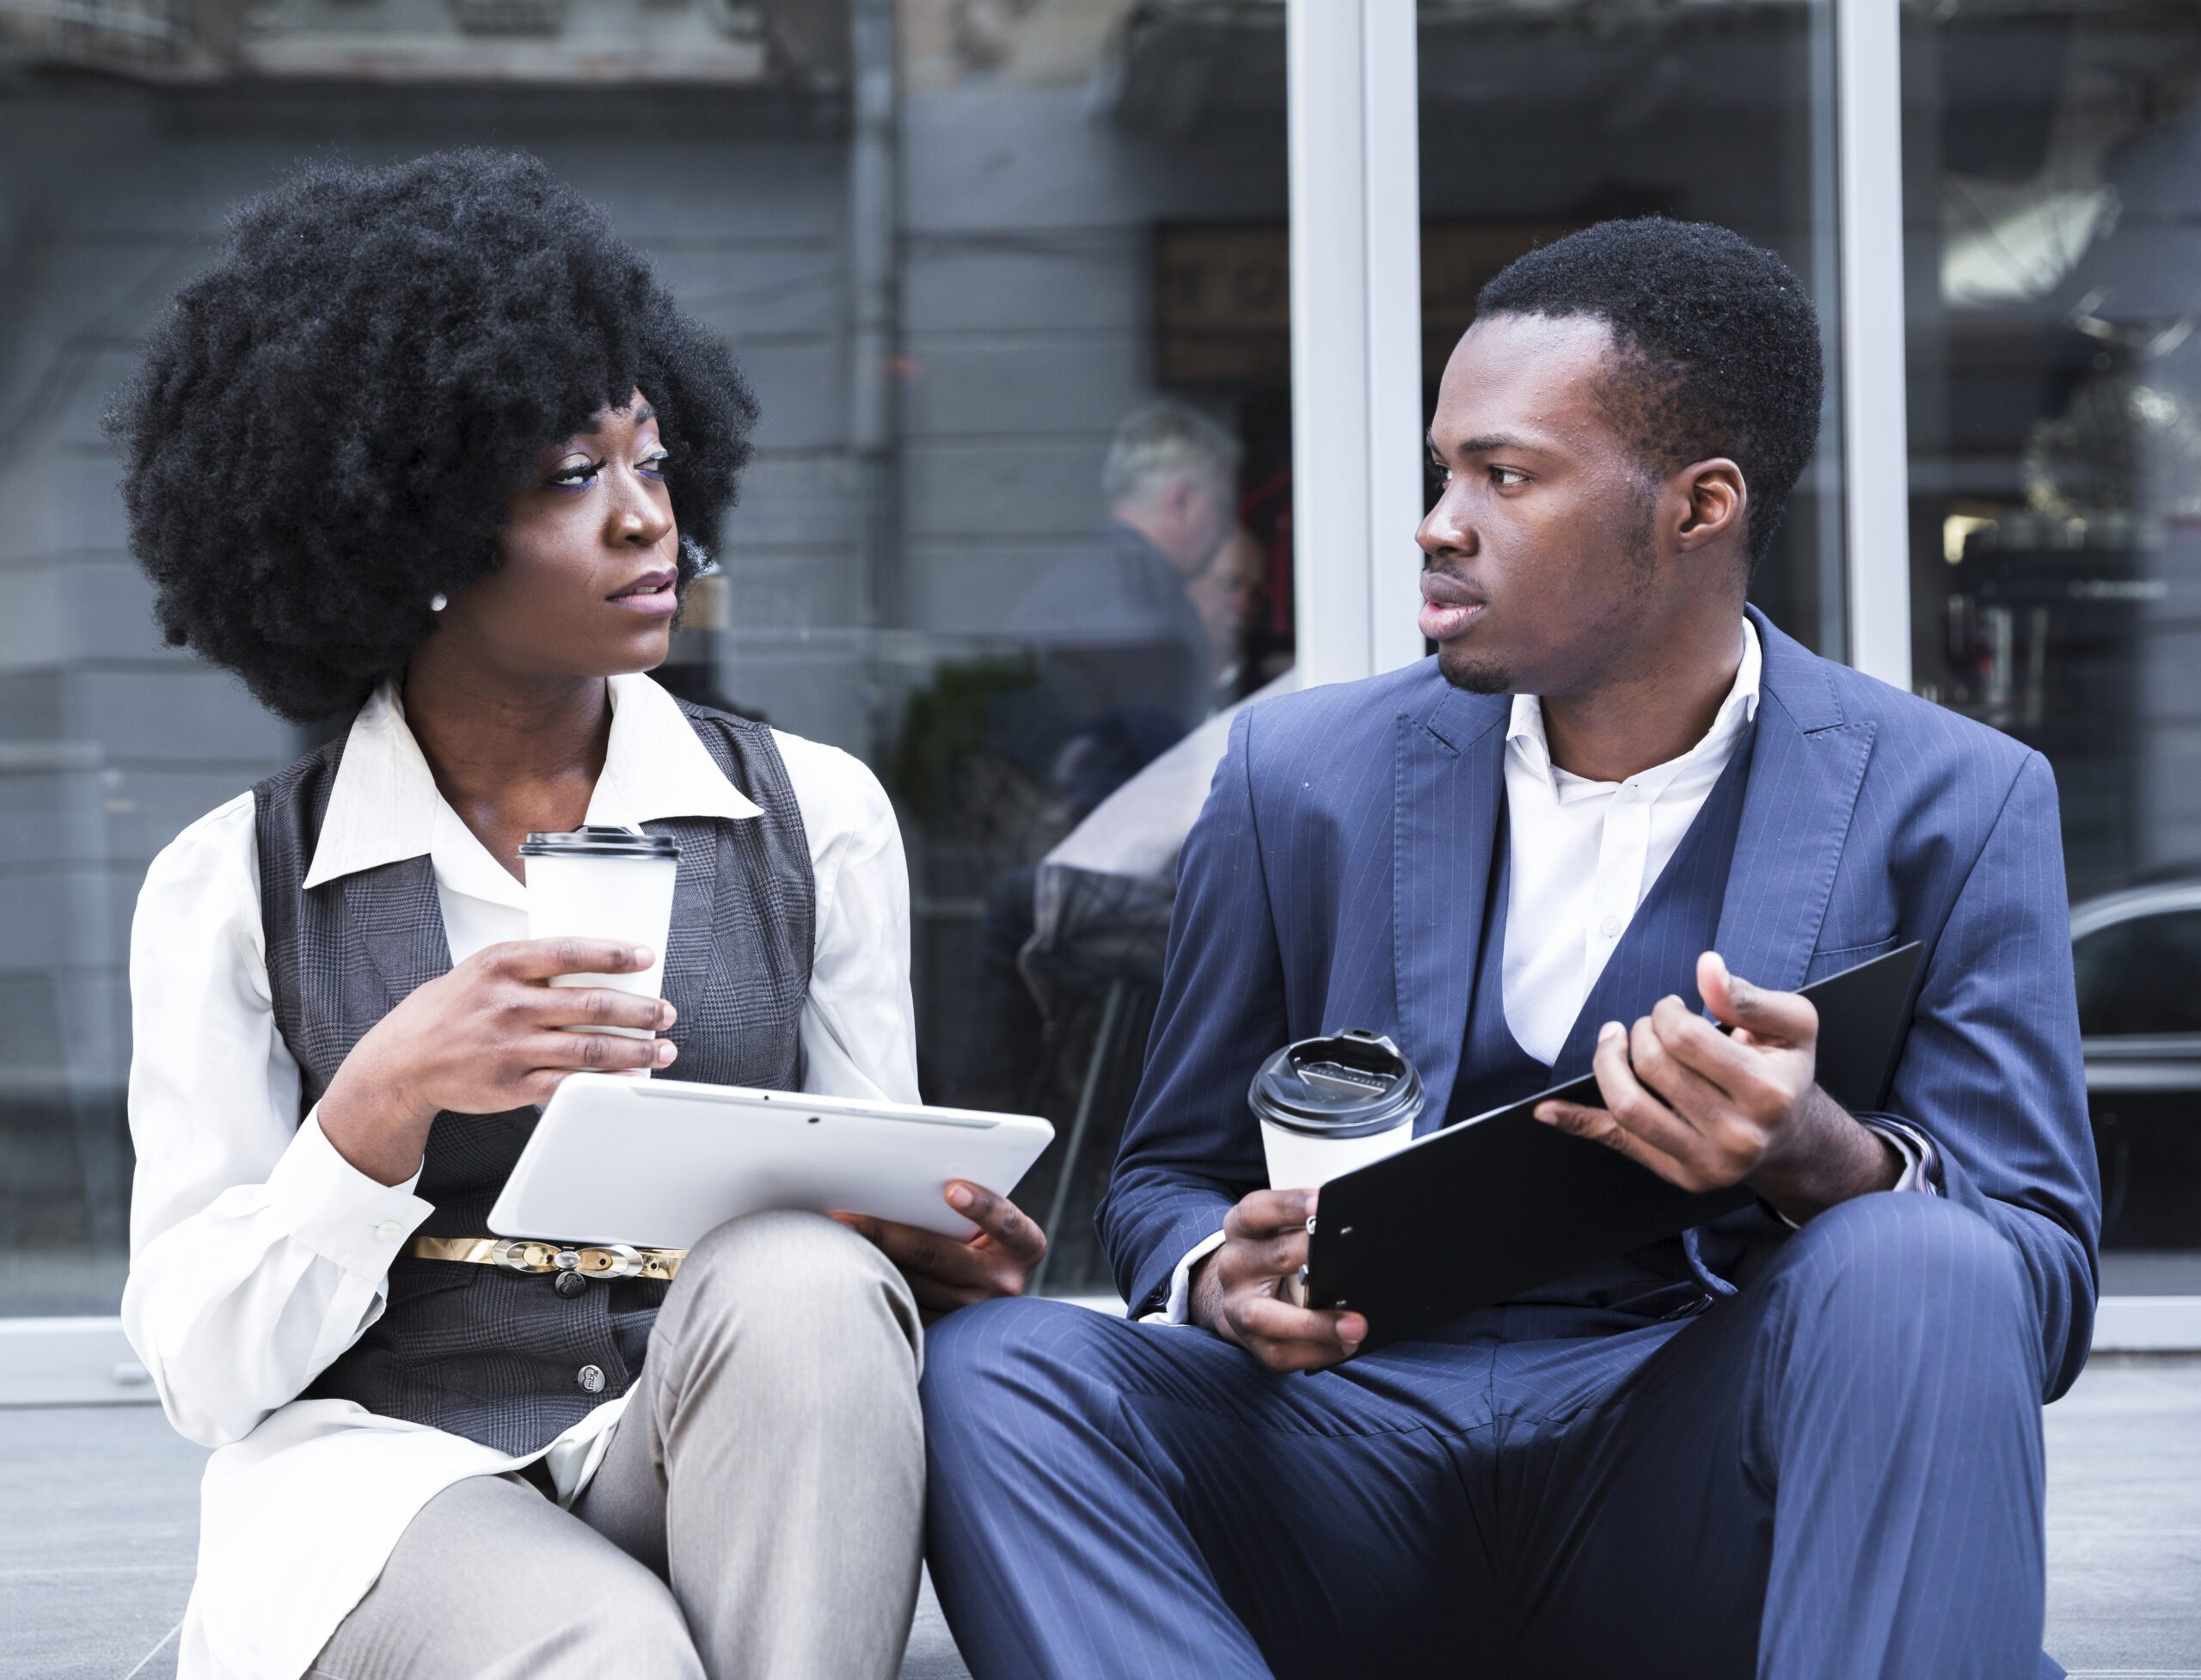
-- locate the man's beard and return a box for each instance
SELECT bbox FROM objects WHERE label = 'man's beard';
[1438,646,1511,693]
[1435,503,1658,697]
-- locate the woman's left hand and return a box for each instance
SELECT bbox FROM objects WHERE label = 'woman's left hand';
[832,1181,1049,1319]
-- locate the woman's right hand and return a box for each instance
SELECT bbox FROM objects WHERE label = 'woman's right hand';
[317,938,676,1186]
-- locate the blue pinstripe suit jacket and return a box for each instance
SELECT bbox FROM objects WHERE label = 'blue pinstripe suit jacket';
[1097,605,2102,1399]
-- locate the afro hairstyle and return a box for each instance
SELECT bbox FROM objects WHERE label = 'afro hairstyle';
[1474,217,1824,569]
[106,149,759,724]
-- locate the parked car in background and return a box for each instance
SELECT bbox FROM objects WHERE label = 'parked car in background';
[2071,880,2201,1250]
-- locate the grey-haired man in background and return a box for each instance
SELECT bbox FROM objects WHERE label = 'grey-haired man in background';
[954,400,1243,1115]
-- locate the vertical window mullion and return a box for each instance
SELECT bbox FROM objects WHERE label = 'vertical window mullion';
[1836,0,1914,691]
[1287,0,1424,689]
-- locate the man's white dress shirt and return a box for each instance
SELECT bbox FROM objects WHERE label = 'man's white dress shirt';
[121,672,919,1680]
[1153,622,1933,1321]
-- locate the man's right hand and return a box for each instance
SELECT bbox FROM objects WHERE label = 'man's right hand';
[318,938,675,1186]
[1189,1188,1369,1372]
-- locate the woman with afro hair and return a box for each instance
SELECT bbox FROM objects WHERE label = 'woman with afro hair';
[111,150,1045,1680]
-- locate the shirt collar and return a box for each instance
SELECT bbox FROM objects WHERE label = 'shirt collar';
[1506,617,1762,799]
[301,671,760,892]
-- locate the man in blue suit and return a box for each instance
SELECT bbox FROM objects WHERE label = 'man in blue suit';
[921,218,2099,1680]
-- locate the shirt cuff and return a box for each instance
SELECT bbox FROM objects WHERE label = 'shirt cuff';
[263,1105,435,1279]
[1769,1118,1940,1231]
[1140,1230,1227,1326]
[1867,1117,1939,1197]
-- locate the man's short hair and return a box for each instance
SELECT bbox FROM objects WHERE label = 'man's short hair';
[1101,400,1242,507]
[1474,218,1825,568]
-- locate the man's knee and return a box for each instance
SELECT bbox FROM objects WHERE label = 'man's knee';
[922,1296,1110,1441]
[1774,1193,2031,1338]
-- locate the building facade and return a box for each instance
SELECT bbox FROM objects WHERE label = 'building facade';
[2,0,2196,1376]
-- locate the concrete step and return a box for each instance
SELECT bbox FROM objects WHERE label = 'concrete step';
[5,1358,2199,1677]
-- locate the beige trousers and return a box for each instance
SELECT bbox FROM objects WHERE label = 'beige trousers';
[306,1211,927,1680]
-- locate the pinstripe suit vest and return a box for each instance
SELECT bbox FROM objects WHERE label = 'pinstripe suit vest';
[252,699,814,1455]
[1444,720,1757,1319]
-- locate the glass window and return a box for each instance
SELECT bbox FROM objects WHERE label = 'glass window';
[1902,1,2201,1271]
[2074,907,2201,1037]
[1417,0,1846,655]
[0,11,853,1315]
[867,0,1291,1295]
[0,0,1286,1316]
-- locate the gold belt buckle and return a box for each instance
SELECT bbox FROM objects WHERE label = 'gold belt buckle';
[487,1238,564,1275]
[578,1243,647,1280]
[484,1238,651,1278]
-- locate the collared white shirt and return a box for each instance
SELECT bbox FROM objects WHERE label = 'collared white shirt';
[1499,622,1763,1065]
[1153,621,1930,1322]
[120,672,918,1680]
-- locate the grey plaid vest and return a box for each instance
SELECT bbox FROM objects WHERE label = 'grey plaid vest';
[253,698,814,1455]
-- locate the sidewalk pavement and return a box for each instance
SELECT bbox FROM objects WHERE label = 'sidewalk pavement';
[3,1356,2197,1679]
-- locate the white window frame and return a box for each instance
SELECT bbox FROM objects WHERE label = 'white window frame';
[1284,0,1425,689]
[1835,0,1913,690]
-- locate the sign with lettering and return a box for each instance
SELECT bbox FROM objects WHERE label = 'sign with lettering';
[1154,221,1586,390]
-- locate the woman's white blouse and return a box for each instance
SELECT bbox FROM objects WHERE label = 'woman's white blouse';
[120,673,919,1680]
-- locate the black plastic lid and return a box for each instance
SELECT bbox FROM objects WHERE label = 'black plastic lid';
[1247,1029,1424,1139]
[517,825,679,861]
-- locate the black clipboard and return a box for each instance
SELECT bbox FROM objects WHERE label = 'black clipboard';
[1301,941,1925,1346]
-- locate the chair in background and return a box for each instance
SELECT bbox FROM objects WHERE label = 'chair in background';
[1015,861,1175,1296]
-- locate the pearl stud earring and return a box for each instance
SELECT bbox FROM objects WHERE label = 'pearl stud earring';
[428,592,448,613]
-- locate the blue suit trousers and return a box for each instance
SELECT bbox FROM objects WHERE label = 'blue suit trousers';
[923,1193,2062,1680]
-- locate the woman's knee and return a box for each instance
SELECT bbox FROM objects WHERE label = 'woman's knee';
[687,1206,887,1285]
[549,1568,704,1680]
[314,1476,704,1680]
[677,1211,916,1346]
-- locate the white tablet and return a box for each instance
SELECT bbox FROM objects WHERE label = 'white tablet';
[487,1074,1057,1249]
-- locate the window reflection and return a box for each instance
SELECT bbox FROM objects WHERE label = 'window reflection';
[1418,0,1845,657]
[0,0,1291,1313]
[882,3,1295,1293]
[1904,1,2201,1269]
[2075,907,2201,1039]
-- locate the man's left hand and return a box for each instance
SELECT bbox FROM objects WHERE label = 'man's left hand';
[1534,950,1902,1223]
[832,1181,1049,1321]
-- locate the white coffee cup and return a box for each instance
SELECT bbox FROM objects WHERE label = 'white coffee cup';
[519,825,680,1076]
[1248,1029,1425,1189]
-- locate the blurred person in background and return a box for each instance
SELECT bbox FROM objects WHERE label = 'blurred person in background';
[953,403,1245,1116]
[992,398,1242,804]
[1187,522,1274,708]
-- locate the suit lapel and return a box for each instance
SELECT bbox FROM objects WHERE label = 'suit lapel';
[1709,610,1877,997]
[1391,685,1509,1125]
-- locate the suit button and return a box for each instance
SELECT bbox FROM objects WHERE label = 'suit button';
[577,1364,606,1394]
[553,1271,588,1299]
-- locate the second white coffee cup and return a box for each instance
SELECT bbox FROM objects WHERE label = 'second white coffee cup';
[1248,1028,1425,1189]
[519,825,680,1077]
